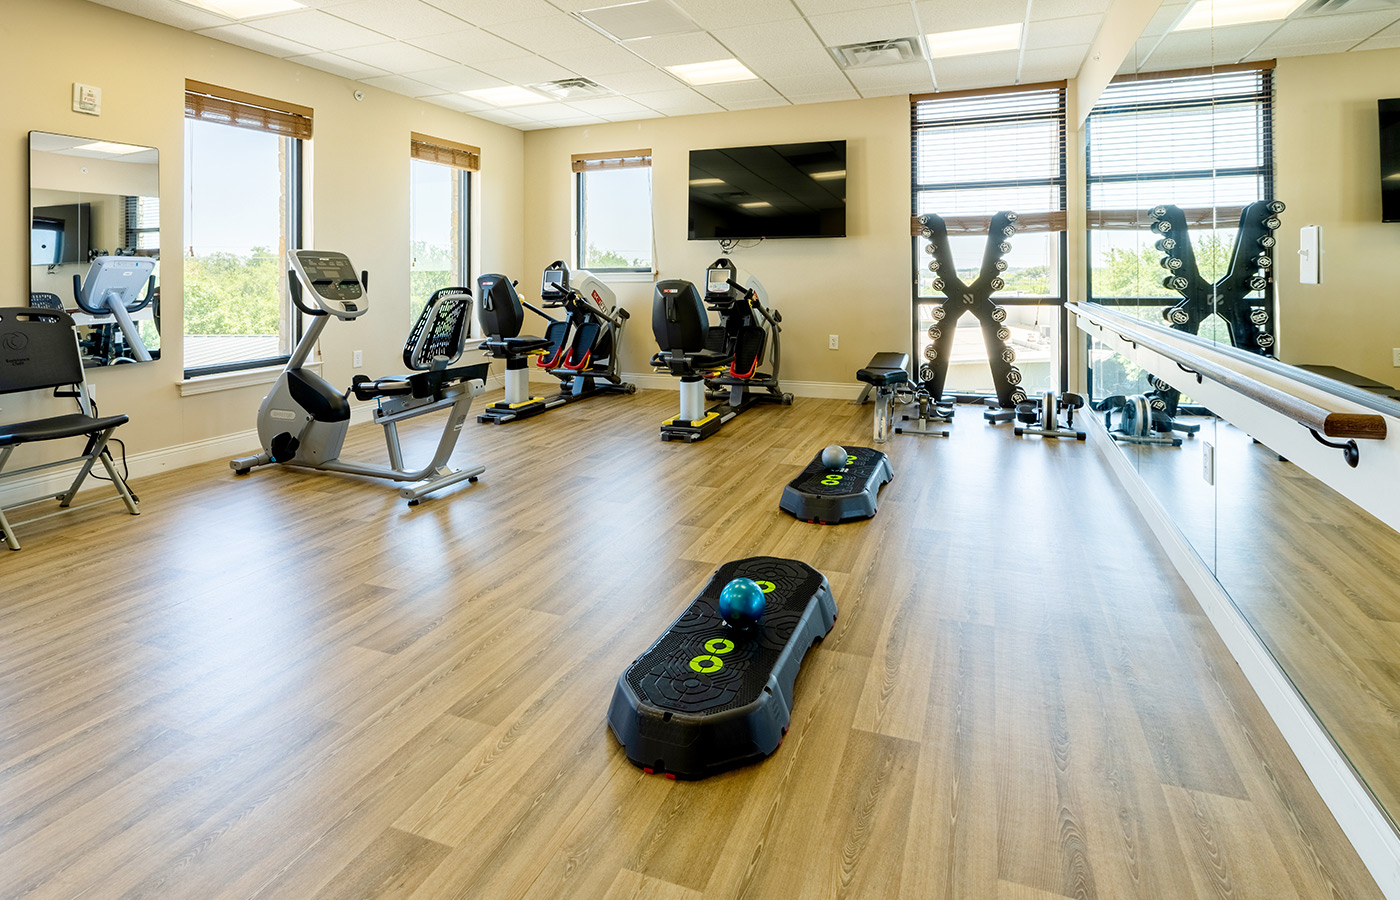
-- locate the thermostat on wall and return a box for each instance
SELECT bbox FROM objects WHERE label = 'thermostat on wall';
[73,83,101,116]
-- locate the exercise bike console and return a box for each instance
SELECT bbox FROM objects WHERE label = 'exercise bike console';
[288,250,368,317]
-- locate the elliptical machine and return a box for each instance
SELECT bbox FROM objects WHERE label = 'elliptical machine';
[476,262,633,423]
[651,258,791,443]
[230,250,490,505]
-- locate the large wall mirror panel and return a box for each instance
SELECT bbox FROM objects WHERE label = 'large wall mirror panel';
[29,131,160,367]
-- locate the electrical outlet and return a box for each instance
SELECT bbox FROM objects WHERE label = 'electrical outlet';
[1392,348,1400,367]
[353,350,363,368]
[828,334,839,350]
[1202,441,1215,486]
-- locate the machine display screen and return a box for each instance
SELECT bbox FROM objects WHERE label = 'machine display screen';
[706,269,731,293]
[543,270,565,287]
[304,260,354,282]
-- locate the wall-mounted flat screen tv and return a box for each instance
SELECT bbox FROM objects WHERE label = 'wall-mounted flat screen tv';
[1382,99,1400,223]
[688,141,846,240]
[31,202,91,265]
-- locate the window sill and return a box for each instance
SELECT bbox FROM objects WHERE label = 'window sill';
[178,361,315,397]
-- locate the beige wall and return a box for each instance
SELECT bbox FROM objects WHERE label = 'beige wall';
[1274,49,1400,385]
[2,0,523,471]
[521,98,915,387]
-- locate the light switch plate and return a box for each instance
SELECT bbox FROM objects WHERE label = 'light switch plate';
[1202,441,1215,486]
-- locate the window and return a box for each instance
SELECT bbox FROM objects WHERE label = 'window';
[574,150,652,273]
[183,80,309,378]
[1086,64,1274,314]
[910,84,1067,395]
[410,133,476,324]
[123,196,160,251]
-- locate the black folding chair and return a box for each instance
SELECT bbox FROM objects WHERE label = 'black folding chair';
[0,307,139,551]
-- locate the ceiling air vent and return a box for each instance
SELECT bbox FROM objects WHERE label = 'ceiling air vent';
[531,77,615,100]
[830,37,922,69]
[1303,0,1399,13]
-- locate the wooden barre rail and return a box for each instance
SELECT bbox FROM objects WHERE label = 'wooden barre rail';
[1069,301,1388,465]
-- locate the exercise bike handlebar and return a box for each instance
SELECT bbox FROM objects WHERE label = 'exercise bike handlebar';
[73,271,156,315]
[288,271,327,317]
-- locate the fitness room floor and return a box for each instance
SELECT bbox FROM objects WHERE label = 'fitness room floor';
[0,386,1383,900]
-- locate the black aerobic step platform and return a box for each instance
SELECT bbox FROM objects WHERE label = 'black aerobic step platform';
[606,556,837,780]
[778,446,893,524]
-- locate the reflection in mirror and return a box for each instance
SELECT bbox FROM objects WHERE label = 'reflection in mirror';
[29,131,160,367]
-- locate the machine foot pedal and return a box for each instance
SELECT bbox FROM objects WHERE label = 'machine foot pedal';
[606,557,836,779]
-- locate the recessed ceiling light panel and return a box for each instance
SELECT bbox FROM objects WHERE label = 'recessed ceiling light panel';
[74,141,146,155]
[1176,0,1309,30]
[925,22,1023,59]
[463,85,551,106]
[666,58,758,86]
[578,0,698,41]
[829,37,921,69]
[177,0,304,17]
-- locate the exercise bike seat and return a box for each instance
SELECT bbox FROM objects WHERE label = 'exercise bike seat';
[351,364,490,402]
[857,352,910,387]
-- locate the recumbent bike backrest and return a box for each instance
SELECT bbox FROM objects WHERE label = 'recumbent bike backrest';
[404,287,472,371]
[652,280,708,353]
[476,273,525,340]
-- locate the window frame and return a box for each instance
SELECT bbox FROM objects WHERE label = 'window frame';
[408,156,473,333]
[182,85,308,380]
[909,83,1069,392]
[1084,64,1275,306]
[574,152,653,275]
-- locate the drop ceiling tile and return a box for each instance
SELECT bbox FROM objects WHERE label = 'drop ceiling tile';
[425,0,563,26]
[1264,10,1399,45]
[710,19,823,57]
[1352,33,1400,50]
[1147,23,1274,64]
[542,42,649,77]
[845,60,931,90]
[471,108,537,124]
[806,5,919,46]
[338,41,453,72]
[1250,37,1366,57]
[510,101,584,119]
[471,54,577,83]
[420,92,497,111]
[289,51,390,79]
[671,0,801,29]
[411,64,507,92]
[1025,14,1101,50]
[1140,2,1190,37]
[487,14,618,54]
[624,32,732,66]
[328,0,469,39]
[248,9,389,49]
[695,80,784,102]
[516,121,554,130]
[765,71,852,94]
[913,0,1028,35]
[631,88,726,113]
[197,23,319,57]
[407,28,535,64]
[527,111,609,125]
[718,96,793,110]
[1018,44,1088,79]
[857,81,930,98]
[1033,0,1110,16]
[566,96,653,115]
[591,68,688,92]
[785,87,861,103]
[795,0,911,14]
[741,49,843,79]
[359,74,442,96]
[1370,18,1400,37]
[601,109,666,121]
[930,49,1019,89]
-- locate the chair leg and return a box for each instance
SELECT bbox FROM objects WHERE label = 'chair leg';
[0,505,18,551]
[98,446,140,515]
[58,428,136,513]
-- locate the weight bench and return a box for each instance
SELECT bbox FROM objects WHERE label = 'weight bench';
[0,307,139,550]
[855,352,910,443]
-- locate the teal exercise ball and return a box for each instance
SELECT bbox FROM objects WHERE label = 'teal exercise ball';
[718,577,766,628]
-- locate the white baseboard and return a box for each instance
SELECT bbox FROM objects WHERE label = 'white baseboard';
[1087,415,1400,899]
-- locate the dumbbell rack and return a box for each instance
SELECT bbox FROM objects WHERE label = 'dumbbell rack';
[916,211,1026,410]
[1143,200,1284,421]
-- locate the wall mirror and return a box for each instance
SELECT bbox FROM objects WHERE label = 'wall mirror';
[29,131,160,367]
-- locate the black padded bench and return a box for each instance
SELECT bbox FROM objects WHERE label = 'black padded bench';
[856,352,910,390]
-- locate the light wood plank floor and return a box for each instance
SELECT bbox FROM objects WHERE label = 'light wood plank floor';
[1136,416,1400,831]
[0,388,1383,900]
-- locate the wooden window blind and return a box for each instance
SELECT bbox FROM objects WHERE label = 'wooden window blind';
[571,149,651,173]
[184,80,313,140]
[411,132,480,171]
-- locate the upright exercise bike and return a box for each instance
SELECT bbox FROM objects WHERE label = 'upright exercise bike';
[230,249,490,505]
[651,258,791,442]
[475,261,634,423]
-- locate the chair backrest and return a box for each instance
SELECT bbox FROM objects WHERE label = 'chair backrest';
[476,273,525,339]
[29,292,64,311]
[0,307,84,395]
[652,280,708,353]
[404,287,471,370]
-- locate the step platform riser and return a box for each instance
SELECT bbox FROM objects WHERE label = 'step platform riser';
[779,445,893,524]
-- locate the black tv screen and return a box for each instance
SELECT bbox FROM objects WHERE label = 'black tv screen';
[689,141,846,240]
[1383,99,1400,223]
[31,202,91,265]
